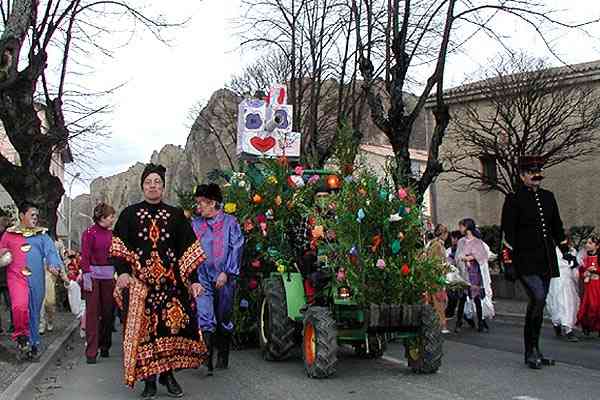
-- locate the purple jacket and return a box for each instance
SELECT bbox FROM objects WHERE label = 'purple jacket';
[191,211,244,278]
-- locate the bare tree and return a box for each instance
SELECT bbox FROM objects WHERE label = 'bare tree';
[239,0,372,166]
[0,0,174,237]
[446,53,600,195]
[354,0,599,199]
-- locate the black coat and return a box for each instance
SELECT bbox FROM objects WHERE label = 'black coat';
[501,186,566,278]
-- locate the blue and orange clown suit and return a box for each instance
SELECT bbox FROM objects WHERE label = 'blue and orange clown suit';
[0,226,62,348]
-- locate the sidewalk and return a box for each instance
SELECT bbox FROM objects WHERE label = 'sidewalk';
[0,312,77,395]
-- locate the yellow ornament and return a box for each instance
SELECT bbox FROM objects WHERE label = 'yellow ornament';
[277,263,286,273]
[267,175,278,185]
[224,203,237,214]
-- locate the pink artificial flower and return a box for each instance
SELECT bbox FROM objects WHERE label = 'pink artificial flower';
[294,165,305,176]
[376,259,386,270]
[256,214,267,224]
[308,174,320,185]
[397,187,408,200]
[336,268,347,282]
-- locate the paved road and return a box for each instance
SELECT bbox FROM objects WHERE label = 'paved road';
[445,318,600,371]
[20,319,600,400]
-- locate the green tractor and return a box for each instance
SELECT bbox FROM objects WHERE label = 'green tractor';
[258,256,443,378]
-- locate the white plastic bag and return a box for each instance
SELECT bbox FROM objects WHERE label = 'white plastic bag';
[67,281,85,319]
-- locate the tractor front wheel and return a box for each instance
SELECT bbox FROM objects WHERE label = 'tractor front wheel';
[302,307,338,378]
[258,277,296,361]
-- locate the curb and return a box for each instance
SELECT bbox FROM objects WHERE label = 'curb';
[0,318,79,400]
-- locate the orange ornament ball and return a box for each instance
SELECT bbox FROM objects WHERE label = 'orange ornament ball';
[326,175,341,190]
[252,194,264,205]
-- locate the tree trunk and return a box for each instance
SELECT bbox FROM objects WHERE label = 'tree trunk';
[1,168,64,239]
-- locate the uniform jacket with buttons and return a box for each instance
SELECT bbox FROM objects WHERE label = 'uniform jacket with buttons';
[501,186,565,278]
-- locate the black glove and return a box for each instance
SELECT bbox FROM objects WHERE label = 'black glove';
[563,253,579,269]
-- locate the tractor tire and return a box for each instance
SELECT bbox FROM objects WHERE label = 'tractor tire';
[405,304,443,374]
[258,277,296,361]
[353,334,386,359]
[302,306,338,379]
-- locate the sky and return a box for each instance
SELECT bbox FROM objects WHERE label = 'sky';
[65,0,600,197]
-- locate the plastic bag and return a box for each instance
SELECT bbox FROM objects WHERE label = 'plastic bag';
[67,280,85,319]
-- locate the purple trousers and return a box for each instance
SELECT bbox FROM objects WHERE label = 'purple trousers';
[85,278,115,358]
[195,267,235,333]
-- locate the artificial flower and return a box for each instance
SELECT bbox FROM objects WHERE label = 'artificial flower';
[397,187,408,200]
[308,174,320,185]
[224,203,237,214]
[376,259,386,270]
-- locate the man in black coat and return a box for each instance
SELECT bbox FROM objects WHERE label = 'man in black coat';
[501,156,568,369]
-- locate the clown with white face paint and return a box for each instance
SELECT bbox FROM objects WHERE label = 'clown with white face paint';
[0,202,62,361]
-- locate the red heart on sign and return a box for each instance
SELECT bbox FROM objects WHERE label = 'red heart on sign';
[250,136,276,153]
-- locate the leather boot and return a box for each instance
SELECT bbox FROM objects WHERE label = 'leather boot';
[202,331,214,376]
[216,331,231,369]
[525,347,542,369]
[158,371,183,398]
[141,377,157,399]
[16,336,30,361]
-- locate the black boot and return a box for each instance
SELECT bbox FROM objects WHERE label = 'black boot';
[553,324,562,337]
[216,331,231,369]
[141,377,157,399]
[525,347,543,369]
[16,336,30,361]
[202,331,214,376]
[158,371,183,398]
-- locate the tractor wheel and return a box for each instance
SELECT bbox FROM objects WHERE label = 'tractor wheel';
[404,304,443,374]
[302,306,338,378]
[353,334,386,359]
[258,277,296,361]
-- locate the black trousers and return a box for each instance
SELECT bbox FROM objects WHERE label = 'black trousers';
[519,274,551,355]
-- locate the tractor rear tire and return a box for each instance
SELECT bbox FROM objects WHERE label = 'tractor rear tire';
[353,334,386,359]
[259,277,296,361]
[405,304,443,374]
[302,306,338,378]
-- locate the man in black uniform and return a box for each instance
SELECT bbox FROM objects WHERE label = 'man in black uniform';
[501,156,568,370]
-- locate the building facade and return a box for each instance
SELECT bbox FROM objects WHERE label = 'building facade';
[427,60,600,231]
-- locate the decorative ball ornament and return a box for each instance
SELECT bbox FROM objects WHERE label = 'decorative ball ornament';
[276,263,286,273]
[248,278,258,290]
[401,263,411,276]
[326,175,342,190]
[252,194,264,205]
